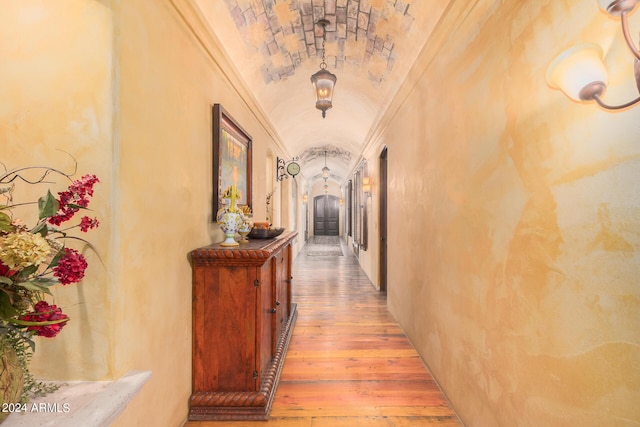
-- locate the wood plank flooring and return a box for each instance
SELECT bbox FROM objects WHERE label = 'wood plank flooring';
[184,238,462,427]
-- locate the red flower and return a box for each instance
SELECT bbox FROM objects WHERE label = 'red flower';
[0,261,17,278]
[53,248,88,284]
[48,175,100,226]
[79,216,99,232]
[19,301,69,338]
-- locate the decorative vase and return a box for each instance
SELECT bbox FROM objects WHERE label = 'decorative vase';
[0,341,24,423]
[217,198,244,247]
[238,217,253,244]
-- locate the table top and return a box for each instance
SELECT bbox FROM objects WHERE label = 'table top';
[190,231,298,264]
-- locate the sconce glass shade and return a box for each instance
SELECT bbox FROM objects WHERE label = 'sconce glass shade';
[598,0,639,15]
[362,177,371,194]
[546,43,609,102]
[311,69,337,118]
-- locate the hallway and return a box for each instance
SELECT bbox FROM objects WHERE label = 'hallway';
[185,238,462,427]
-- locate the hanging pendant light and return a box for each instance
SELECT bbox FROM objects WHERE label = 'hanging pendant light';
[310,18,337,119]
[321,151,330,178]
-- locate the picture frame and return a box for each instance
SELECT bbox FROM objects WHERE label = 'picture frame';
[352,162,368,252]
[212,104,252,219]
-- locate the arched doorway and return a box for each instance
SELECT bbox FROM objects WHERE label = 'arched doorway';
[313,195,339,236]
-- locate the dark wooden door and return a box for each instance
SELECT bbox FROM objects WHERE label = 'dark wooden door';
[379,147,388,293]
[314,195,339,236]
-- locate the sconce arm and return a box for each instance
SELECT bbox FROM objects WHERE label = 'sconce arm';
[276,157,288,181]
[593,93,640,109]
[590,48,640,109]
[621,12,640,60]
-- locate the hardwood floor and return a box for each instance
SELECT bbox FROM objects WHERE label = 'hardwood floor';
[184,238,462,427]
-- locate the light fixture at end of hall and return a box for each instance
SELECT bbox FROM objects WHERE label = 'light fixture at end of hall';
[546,0,640,110]
[321,151,330,179]
[310,18,337,119]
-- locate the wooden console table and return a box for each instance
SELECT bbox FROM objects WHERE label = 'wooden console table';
[188,232,298,421]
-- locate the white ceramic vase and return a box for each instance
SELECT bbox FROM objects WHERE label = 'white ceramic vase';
[216,200,244,247]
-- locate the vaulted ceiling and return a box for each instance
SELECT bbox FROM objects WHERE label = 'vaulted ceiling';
[195,0,452,185]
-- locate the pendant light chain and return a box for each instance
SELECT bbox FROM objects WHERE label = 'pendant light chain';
[320,25,327,69]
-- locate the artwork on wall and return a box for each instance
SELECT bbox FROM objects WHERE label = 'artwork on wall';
[212,104,252,219]
[352,161,368,252]
[347,180,353,237]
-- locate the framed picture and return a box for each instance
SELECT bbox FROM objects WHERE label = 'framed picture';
[212,104,252,219]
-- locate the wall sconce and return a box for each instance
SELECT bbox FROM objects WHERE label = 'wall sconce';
[310,18,337,119]
[362,177,372,196]
[546,0,640,110]
[302,194,308,203]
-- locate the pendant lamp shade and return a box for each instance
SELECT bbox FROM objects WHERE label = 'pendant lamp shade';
[311,69,337,118]
[311,18,337,119]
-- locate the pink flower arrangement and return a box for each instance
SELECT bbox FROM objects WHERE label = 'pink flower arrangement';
[0,163,100,392]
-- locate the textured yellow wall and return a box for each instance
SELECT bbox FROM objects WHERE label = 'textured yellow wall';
[367,0,640,425]
[111,0,291,424]
[0,0,114,380]
[2,0,291,425]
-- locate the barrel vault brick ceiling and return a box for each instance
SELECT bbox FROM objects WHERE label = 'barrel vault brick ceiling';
[195,0,452,183]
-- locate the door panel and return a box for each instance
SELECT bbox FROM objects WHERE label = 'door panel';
[314,196,327,235]
[326,196,339,235]
[259,263,273,385]
[200,266,257,392]
[313,195,339,236]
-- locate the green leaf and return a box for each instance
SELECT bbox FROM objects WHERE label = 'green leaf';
[0,211,12,232]
[44,225,66,239]
[0,291,19,320]
[65,203,87,210]
[15,281,53,295]
[28,277,57,286]
[15,265,37,279]
[49,247,65,268]
[38,190,59,220]
[31,221,47,237]
[0,276,13,286]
